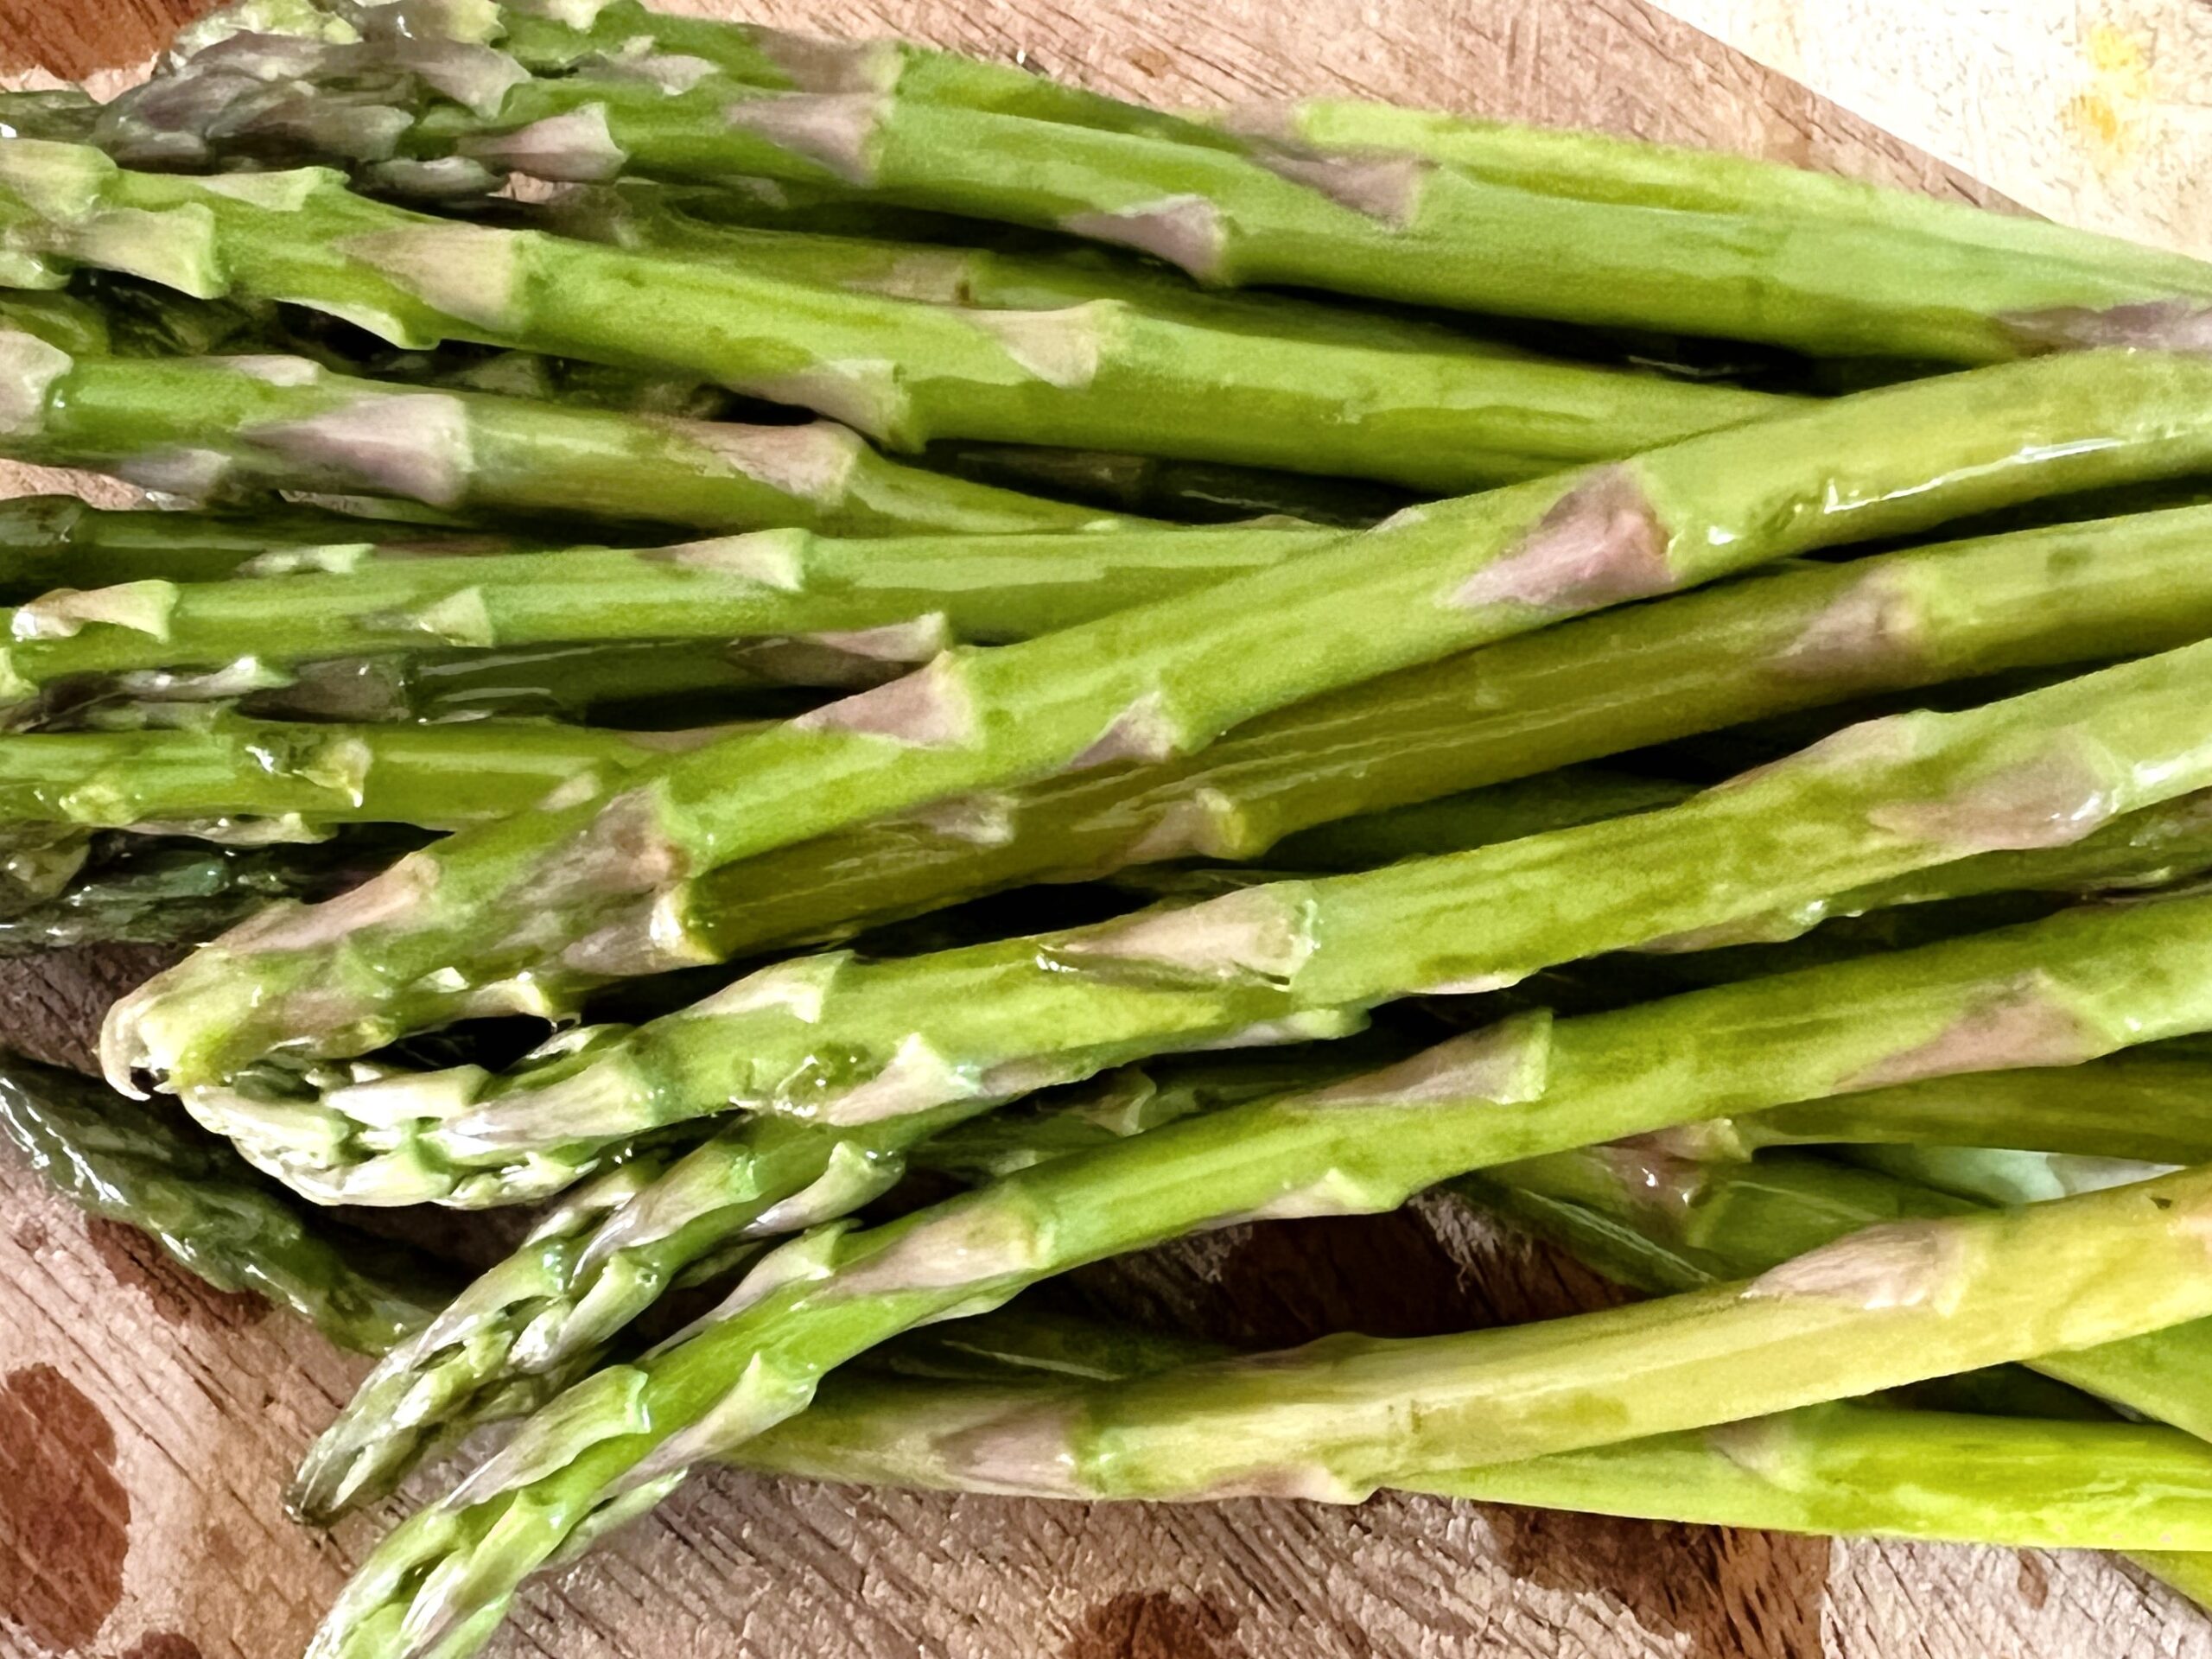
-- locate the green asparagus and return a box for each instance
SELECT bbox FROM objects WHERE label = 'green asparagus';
[0,495,531,603]
[182,642,2212,1205]
[745,1359,2212,1554]
[128,3,2212,362]
[105,353,2212,1116]
[0,524,1325,709]
[307,890,2212,1656]
[1471,1137,2212,1459]
[0,141,1791,492]
[0,1051,449,1354]
[0,334,1119,537]
[0,715,693,830]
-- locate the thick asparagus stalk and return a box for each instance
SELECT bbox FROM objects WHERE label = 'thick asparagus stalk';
[0,830,421,956]
[629,495,2212,975]
[106,352,2212,1108]
[0,335,1117,537]
[189,643,2212,1206]
[0,1051,448,1354]
[134,6,2212,362]
[0,524,1325,708]
[1475,1140,2212,1455]
[0,141,1791,492]
[0,495,530,603]
[0,715,690,830]
[743,1362,2212,1554]
[307,892,2212,1657]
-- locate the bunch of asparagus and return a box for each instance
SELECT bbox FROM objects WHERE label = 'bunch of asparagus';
[10,2,2212,1653]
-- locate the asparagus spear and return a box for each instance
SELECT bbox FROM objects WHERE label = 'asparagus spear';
[920,442,1415,528]
[0,495,532,603]
[0,1051,449,1354]
[0,830,422,956]
[0,715,696,831]
[0,524,1325,709]
[134,6,2212,362]
[0,334,1118,537]
[188,642,2212,1206]
[240,640,811,724]
[1472,1138,2212,1456]
[1694,1050,2212,1168]
[306,891,2212,1657]
[0,141,1792,492]
[744,1357,2212,1554]
[106,351,2212,1109]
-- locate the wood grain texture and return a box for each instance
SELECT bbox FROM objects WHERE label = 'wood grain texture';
[0,2,2197,1655]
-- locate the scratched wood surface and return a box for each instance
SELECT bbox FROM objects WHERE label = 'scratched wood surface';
[0,2,2204,1656]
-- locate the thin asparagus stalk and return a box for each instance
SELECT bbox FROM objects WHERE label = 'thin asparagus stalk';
[0,495,530,603]
[131,5,2212,362]
[919,442,1415,528]
[424,495,2212,991]
[186,643,2212,1207]
[0,142,1792,493]
[742,1361,2212,1554]
[240,640,810,724]
[1693,1051,2212,1168]
[527,179,1535,359]
[0,1051,449,1354]
[0,524,1325,709]
[106,352,2212,1111]
[1267,771,1695,871]
[0,830,422,956]
[0,335,1118,537]
[308,893,2212,1658]
[0,715,694,830]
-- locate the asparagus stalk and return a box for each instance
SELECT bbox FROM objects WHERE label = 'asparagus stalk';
[0,715,696,830]
[0,524,1325,709]
[0,335,1118,537]
[307,892,2212,1657]
[133,6,2212,362]
[106,352,2212,1109]
[190,642,2212,1206]
[527,179,1534,359]
[920,442,1414,528]
[743,1361,2212,1554]
[639,493,2212,972]
[0,830,422,956]
[0,495,531,603]
[1698,1051,2212,1168]
[240,640,810,724]
[0,141,1792,493]
[1473,1138,2212,1456]
[0,1051,449,1354]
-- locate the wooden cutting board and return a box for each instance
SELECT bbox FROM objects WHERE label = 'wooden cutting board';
[0,3,2201,1656]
